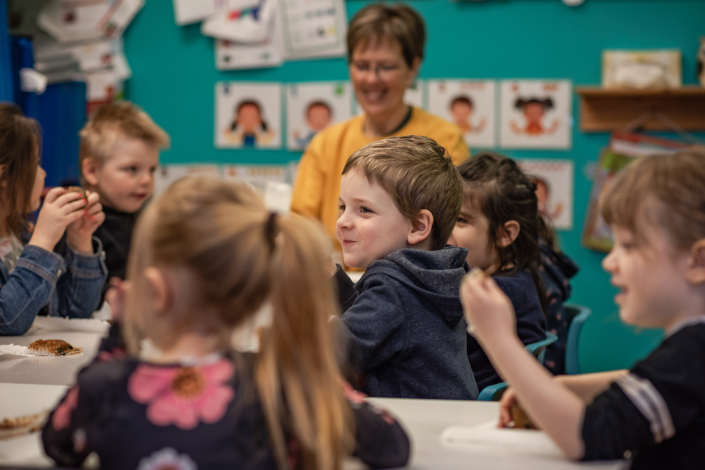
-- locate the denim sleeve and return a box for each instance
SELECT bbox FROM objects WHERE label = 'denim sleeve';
[54,237,108,319]
[0,245,64,335]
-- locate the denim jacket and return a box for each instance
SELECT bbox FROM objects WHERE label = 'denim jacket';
[0,237,107,336]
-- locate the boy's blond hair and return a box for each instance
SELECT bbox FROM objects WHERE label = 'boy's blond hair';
[342,135,463,250]
[79,101,170,187]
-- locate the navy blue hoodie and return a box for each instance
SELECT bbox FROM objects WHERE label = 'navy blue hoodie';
[336,247,478,400]
[468,269,547,391]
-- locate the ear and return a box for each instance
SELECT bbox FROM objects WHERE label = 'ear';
[407,57,422,86]
[144,267,172,316]
[498,220,521,248]
[408,209,434,246]
[81,158,100,187]
[686,239,705,285]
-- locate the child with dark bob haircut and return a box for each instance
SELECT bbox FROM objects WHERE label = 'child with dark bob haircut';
[449,152,547,391]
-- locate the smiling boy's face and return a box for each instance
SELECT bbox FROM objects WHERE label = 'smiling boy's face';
[336,171,413,268]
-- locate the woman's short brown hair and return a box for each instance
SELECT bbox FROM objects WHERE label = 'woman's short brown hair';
[601,148,705,251]
[342,135,462,250]
[347,4,425,67]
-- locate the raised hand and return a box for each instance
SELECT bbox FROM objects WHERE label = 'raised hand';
[459,270,516,342]
[66,190,105,254]
[28,188,88,253]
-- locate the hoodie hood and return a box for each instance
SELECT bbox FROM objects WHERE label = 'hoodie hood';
[540,242,579,302]
[358,246,469,326]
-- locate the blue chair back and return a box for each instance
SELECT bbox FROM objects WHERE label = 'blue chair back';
[564,304,592,375]
[477,332,558,401]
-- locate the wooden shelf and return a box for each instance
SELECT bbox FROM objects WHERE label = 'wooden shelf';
[575,85,705,132]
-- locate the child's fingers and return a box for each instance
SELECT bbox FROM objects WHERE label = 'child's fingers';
[43,187,67,203]
[498,389,518,427]
[61,197,89,215]
[85,191,100,205]
[54,191,85,208]
[84,202,103,216]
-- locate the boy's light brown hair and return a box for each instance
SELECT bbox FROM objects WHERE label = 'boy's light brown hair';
[342,135,463,250]
[601,148,705,251]
[79,101,170,187]
[346,4,425,67]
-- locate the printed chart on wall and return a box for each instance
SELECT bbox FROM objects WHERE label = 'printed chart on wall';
[277,0,347,59]
[428,80,495,148]
[215,82,282,149]
[353,80,425,115]
[500,80,571,149]
[515,159,574,230]
[287,82,352,151]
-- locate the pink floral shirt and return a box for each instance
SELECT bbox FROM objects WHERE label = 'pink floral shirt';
[43,351,410,470]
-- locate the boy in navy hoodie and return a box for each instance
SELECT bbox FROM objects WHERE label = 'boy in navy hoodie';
[334,135,478,400]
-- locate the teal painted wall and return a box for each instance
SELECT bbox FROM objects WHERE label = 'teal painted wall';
[123,0,705,373]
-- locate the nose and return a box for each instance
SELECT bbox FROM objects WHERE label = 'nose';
[336,208,351,230]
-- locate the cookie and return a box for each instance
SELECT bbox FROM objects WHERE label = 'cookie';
[65,186,87,199]
[509,403,537,430]
[0,411,47,440]
[27,339,83,356]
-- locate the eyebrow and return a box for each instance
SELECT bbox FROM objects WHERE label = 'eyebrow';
[340,196,374,205]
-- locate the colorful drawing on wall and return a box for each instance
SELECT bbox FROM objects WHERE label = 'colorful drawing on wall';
[154,164,222,196]
[582,150,637,252]
[353,80,425,115]
[428,80,495,148]
[515,159,574,230]
[499,80,572,149]
[286,81,352,151]
[215,82,281,149]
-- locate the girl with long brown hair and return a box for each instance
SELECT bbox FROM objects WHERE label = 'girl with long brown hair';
[0,103,106,335]
[43,177,410,470]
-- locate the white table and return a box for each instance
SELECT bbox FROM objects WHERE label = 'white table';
[0,316,108,386]
[366,398,622,470]
[0,317,623,469]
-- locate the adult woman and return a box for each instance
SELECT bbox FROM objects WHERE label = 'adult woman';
[291,4,469,254]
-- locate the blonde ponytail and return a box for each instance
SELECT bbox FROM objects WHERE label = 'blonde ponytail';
[257,214,353,470]
[124,178,353,470]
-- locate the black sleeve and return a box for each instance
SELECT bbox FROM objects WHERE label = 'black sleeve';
[582,326,705,460]
[333,264,357,313]
[350,399,411,468]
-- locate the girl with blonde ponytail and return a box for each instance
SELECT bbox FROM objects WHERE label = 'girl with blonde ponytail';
[43,177,410,470]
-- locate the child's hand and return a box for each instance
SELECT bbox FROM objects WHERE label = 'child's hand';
[498,387,519,428]
[105,278,129,322]
[66,191,105,254]
[460,270,516,341]
[28,187,88,253]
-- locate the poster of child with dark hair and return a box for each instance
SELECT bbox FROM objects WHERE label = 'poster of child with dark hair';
[287,82,352,151]
[428,80,495,148]
[516,159,574,230]
[216,82,281,149]
[500,80,571,149]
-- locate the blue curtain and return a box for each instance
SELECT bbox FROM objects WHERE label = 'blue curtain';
[0,0,13,101]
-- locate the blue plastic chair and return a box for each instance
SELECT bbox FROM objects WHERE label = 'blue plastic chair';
[564,304,592,375]
[477,332,558,401]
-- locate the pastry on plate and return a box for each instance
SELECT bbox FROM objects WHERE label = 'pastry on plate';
[0,411,48,440]
[27,339,83,356]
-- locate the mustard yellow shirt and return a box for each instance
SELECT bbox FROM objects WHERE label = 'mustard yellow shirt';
[291,107,470,252]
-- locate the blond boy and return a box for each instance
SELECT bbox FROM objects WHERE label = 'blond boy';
[79,102,169,300]
[334,135,478,399]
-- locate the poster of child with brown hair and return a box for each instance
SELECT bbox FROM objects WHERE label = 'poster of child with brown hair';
[500,80,571,149]
[216,82,281,149]
[287,82,352,151]
[428,80,496,148]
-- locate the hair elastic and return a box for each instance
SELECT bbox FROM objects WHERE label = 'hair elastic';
[264,211,278,251]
